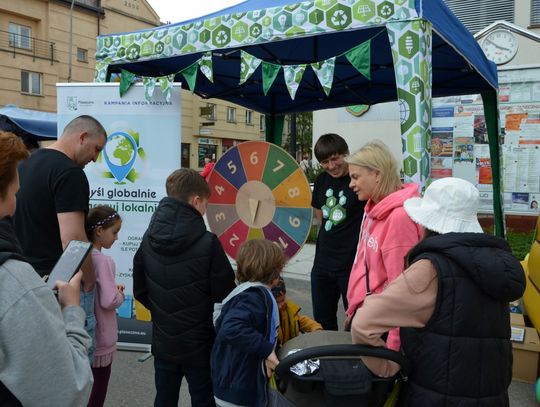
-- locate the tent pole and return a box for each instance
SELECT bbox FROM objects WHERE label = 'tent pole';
[265,114,284,146]
[481,90,505,238]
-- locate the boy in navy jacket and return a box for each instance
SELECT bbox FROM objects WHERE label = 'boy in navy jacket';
[211,239,284,407]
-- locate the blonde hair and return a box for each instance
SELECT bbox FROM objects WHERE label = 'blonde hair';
[345,140,401,202]
[236,239,285,285]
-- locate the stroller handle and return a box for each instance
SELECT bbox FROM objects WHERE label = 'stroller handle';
[275,344,410,378]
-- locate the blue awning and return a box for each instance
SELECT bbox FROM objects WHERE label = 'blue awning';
[0,105,57,140]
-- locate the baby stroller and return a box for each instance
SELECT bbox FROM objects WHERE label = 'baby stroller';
[275,331,409,407]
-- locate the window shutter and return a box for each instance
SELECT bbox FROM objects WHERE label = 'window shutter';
[532,0,540,26]
[443,0,515,33]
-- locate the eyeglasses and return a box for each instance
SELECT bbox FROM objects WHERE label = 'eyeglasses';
[319,154,344,167]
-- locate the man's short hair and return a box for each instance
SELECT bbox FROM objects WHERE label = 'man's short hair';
[62,115,107,141]
[166,168,210,203]
[313,133,349,162]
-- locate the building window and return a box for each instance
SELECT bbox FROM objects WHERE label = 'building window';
[227,107,236,123]
[198,142,217,167]
[206,103,216,120]
[77,48,88,62]
[533,0,540,26]
[443,0,514,33]
[21,71,42,95]
[9,23,32,50]
[260,115,266,131]
[245,110,254,125]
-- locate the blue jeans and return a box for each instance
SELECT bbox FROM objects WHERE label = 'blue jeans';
[80,287,96,363]
[311,264,350,331]
[154,357,215,407]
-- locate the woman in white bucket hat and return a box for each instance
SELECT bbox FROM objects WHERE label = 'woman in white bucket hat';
[351,177,525,406]
[345,140,423,353]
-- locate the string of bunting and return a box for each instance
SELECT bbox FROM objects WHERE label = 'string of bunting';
[118,30,383,102]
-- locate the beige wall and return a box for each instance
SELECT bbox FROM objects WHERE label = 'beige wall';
[0,0,264,169]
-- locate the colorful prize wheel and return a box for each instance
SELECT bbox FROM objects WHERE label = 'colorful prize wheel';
[206,141,312,260]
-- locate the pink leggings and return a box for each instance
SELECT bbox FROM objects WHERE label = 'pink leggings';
[88,364,112,407]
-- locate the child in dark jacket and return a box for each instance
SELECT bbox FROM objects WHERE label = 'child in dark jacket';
[211,239,285,407]
[133,169,236,407]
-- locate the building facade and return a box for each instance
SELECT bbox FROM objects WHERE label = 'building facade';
[0,0,264,170]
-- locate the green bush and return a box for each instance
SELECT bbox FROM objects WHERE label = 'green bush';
[505,230,535,261]
[304,164,324,184]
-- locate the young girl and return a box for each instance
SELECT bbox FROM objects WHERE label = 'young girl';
[211,239,284,407]
[86,205,125,407]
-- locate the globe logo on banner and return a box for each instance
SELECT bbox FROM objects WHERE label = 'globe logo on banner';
[103,131,138,183]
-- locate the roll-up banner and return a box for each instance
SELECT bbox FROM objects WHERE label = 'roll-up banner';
[57,83,182,351]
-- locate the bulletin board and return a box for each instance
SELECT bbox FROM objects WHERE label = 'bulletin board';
[431,67,540,215]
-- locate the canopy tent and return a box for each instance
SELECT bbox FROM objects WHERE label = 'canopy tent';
[94,0,504,236]
[0,105,57,141]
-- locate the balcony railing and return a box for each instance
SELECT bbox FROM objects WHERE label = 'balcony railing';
[0,30,56,64]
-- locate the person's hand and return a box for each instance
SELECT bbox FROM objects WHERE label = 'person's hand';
[344,313,353,332]
[55,271,82,309]
[265,350,279,378]
[117,284,125,293]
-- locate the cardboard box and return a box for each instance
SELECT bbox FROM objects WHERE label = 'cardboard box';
[512,326,540,383]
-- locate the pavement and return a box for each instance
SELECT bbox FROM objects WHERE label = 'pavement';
[104,242,537,406]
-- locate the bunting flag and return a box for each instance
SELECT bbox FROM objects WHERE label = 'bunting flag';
[199,52,214,83]
[122,36,377,102]
[119,69,136,96]
[159,74,175,102]
[181,61,199,92]
[262,61,282,96]
[283,64,306,100]
[239,50,262,85]
[142,77,156,101]
[345,39,371,80]
[311,57,336,96]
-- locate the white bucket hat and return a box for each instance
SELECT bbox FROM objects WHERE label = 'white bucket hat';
[404,177,483,234]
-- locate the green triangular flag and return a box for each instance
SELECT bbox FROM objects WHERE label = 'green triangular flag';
[159,74,175,102]
[142,77,156,102]
[119,70,136,96]
[181,62,199,93]
[199,52,213,83]
[345,39,371,80]
[240,50,262,85]
[262,61,281,96]
[311,57,335,97]
[283,64,306,100]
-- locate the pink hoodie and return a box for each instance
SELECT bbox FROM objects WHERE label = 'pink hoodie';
[92,249,125,367]
[347,183,423,351]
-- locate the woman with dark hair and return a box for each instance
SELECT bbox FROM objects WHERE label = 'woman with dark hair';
[0,131,93,406]
[351,177,525,406]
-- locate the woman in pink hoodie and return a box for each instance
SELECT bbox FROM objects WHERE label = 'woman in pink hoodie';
[345,140,423,351]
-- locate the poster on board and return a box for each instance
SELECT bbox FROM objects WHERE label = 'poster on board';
[431,67,540,215]
[57,83,182,350]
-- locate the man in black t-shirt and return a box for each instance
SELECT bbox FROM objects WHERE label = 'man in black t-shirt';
[13,115,106,360]
[310,133,365,330]
[14,115,106,280]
